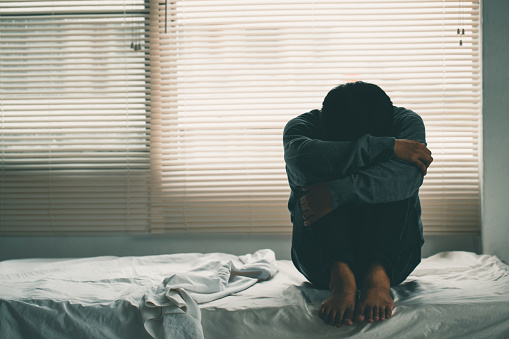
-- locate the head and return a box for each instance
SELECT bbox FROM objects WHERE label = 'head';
[319,81,394,141]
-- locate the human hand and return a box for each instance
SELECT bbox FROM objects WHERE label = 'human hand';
[299,182,333,226]
[394,139,433,175]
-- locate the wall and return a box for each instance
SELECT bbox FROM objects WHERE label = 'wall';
[0,233,480,261]
[482,0,509,264]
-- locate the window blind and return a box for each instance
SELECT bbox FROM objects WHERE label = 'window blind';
[1,1,481,235]
[151,0,481,233]
[0,0,151,234]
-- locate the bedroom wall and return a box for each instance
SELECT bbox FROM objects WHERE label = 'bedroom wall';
[0,233,480,261]
[482,0,509,264]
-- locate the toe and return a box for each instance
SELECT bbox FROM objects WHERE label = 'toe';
[322,308,331,324]
[355,304,365,322]
[319,305,325,319]
[372,306,379,321]
[334,312,344,328]
[344,309,354,326]
[386,307,392,319]
[327,310,337,326]
[365,307,374,323]
[379,307,385,321]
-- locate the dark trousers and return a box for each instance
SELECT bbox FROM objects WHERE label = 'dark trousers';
[291,196,422,290]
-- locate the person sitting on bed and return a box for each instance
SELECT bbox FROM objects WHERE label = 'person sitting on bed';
[283,81,432,327]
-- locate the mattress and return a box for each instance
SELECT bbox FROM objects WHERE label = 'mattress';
[1,251,509,339]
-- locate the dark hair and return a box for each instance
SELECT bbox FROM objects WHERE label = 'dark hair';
[319,81,394,141]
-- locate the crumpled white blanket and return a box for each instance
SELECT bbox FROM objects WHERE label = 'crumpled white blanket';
[0,249,278,339]
[139,249,278,339]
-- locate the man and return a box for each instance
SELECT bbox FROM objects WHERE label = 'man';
[283,81,432,327]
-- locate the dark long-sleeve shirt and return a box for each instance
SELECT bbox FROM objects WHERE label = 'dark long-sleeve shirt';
[283,106,426,243]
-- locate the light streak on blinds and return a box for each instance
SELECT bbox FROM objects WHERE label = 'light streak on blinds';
[150,0,481,233]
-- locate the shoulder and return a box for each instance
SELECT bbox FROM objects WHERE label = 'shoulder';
[284,109,321,134]
[394,106,423,122]
[393,106,424,129]
[393,106,426,143]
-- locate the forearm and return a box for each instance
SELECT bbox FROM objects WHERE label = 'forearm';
[284,106,428,187]
[326,158,423,208]
[284,133,395,186]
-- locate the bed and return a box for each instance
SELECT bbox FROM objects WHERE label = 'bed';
[1,250,509,339]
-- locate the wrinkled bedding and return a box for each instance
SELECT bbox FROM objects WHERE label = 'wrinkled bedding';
[0,249,278,339]
[1,251,508,339]
[201,251,509,339]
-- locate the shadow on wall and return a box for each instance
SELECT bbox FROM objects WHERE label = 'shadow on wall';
[0,233,480,261]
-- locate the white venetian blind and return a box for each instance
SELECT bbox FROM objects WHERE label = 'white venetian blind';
[1,1,481,235]
[0,0,151,234]
[151,0,481,233]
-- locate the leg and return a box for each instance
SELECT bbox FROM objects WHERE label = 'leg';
[291,203,359,327]
[291,201,355,289]
[354,195,422,323]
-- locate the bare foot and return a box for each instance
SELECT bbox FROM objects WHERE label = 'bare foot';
[319,262,357,327]
[355,263,394,323]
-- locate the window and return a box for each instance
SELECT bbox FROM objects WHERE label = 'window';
[0,0,481,234]
[151,0,481,233]
[0,1,151,233]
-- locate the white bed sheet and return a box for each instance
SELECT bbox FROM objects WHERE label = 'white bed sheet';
[0,250,278,339]
[201,251,509,339]
[1,251,508,339]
